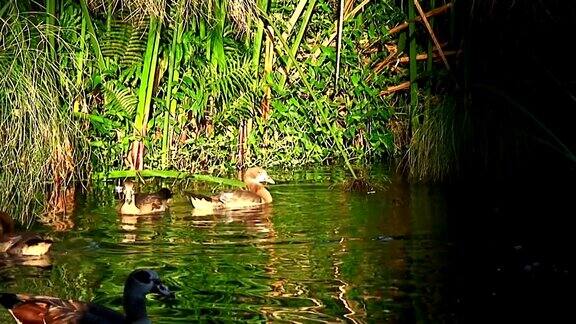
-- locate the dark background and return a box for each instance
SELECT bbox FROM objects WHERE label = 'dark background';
[444,1,574,322]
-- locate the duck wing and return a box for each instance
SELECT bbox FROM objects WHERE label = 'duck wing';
[0,293,125,324]
[133,191,172,214]
[217,190,264,208]
[188,193,221,210]
[189,190,264,210]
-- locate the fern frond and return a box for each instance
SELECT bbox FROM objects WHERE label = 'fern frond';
[102,81,138,117]
[101,20,131,58]
[121,19,149,67]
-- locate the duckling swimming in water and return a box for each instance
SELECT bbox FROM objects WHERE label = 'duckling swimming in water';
[0,212,53,257]
[188,167,274,211]
[119,180,172,215]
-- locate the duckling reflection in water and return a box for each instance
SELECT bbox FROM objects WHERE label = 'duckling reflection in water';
[119,213,164,243]
[118,180,173,215]
[0,254,52,268]
[188,203,275,237]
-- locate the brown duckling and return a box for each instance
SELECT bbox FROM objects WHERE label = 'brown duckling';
[189,167,275,210]
[0,212,53,257]
[119,180,173,215]
[0,269,173,323]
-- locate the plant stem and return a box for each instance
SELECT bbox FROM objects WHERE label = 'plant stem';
[251,0,269,75]
[259,11,357,179]
[335,0,344,93]
[46,0,56,60]
[285,0,316,75]
[76,11,87,88]
[408,0,419,131]
[79,0,106,71]
[133,16,162,170]
[161,8,184,169]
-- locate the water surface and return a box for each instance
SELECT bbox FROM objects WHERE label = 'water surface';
[1,168,569,323]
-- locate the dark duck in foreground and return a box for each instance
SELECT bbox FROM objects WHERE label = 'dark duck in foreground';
[0,269,173,324]
[119,180,172,215]
[0,212,52,257]
[189,167,275,210]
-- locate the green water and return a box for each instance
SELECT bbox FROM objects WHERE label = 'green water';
[1,170,452,323]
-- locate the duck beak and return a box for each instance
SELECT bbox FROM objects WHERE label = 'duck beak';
[151,281,174,299]
[123,188,134,204]
[257,174,275,184]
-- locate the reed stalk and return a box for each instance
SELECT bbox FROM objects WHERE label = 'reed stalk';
[251,0,269,74]
[425,0,436,119]
[46,0,56,60]
[283,0,316,79]
[335,0,344,92]
[408,0,419,131]
[132,16,162,170]
[80,0,106,71]
[161,5,184,169]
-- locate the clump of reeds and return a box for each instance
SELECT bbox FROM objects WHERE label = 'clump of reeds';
[339,168,387,193]
[87,0,256,30]
[0,11,87,225]
[407,96,470,182]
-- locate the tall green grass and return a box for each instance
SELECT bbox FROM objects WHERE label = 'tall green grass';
[0,7,87,225]
[407,96,470,182]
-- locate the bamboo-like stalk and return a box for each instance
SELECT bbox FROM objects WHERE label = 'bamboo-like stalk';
[282,0,308,40]
[335,0,344,92]
[161,7,184,169]
[261,25,273,119]
[251,0,269,74]
[75,12,87,88]
[73,10,87,113]
[311,0,370,61]
[79,0,106,71]
[408,0,419,131]
[259,11,357,179]
[413,0,450,71]
[46,0,56,60]
[425,0,436,120]
[283,0,316,83]
[211,0,226,68]
[132,16,162,170]
[388,3,452,35]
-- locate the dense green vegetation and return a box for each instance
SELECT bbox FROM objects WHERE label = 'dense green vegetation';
[1,0,461,223]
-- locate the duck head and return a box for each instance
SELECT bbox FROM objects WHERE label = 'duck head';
[244,167,275,186]
[157,188,173,200]
[124,269,173,299]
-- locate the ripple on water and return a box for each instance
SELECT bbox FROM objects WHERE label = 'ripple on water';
[1,174,453,323]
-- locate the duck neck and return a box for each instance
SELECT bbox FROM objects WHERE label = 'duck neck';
[121,193,141,215]
[123,292,148,323]
[247,184,272,203]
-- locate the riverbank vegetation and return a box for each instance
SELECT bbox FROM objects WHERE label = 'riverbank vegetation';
[4,0,572,224]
